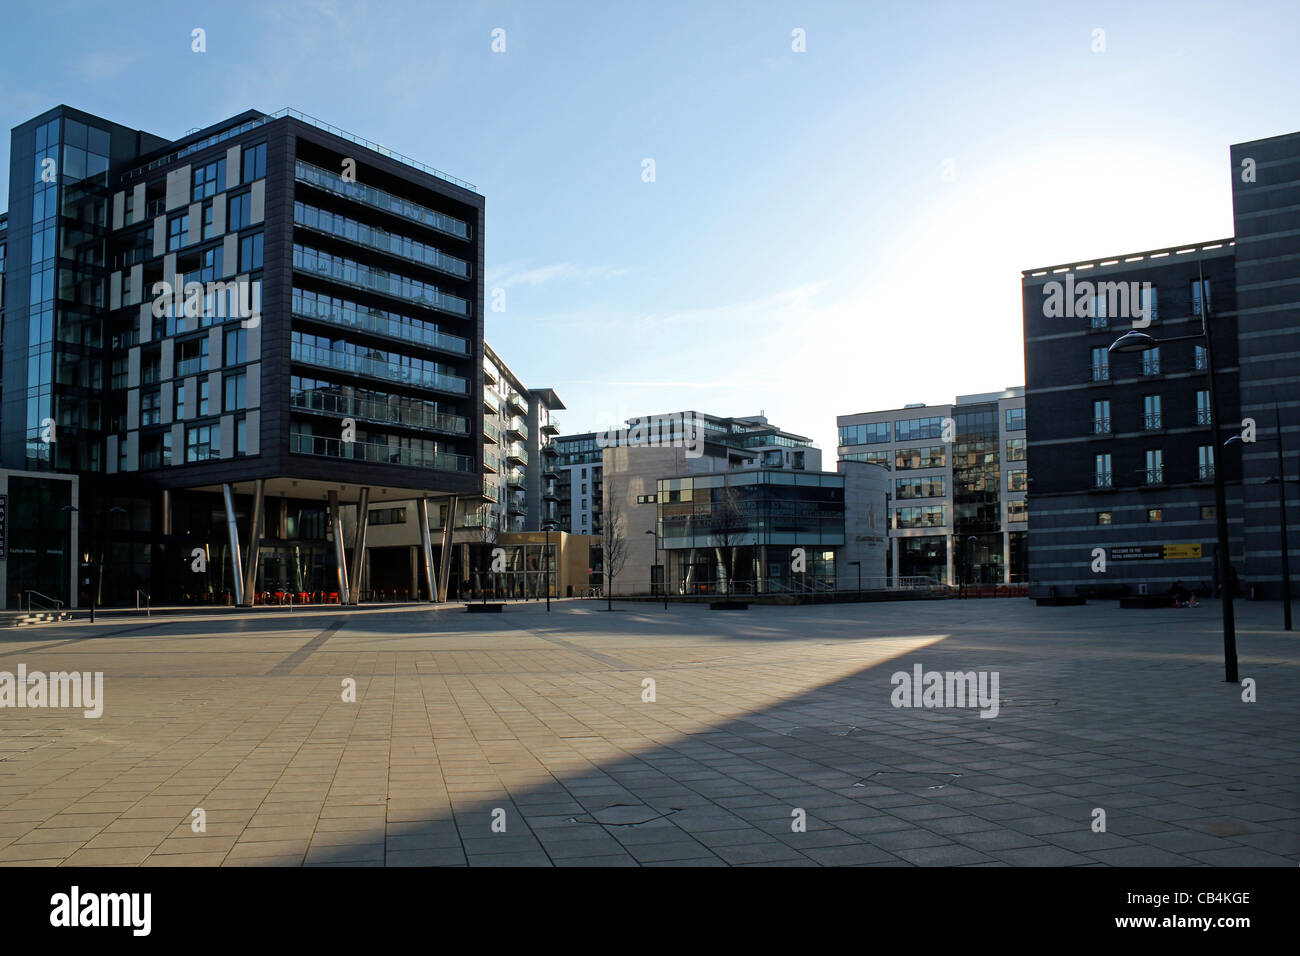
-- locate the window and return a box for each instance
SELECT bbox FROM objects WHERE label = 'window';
[242,142,267,183]
[167,213,190,251]
[1095,453,1112,488]
[894,476,947,499]
[1194,345,1208,370]
[581,498,587,509]
[198,380,210,415]
[1007,469,1027,492]
[635,494,658,504]
[1007,499,1027,522]
[1141,346,1160,376]
[124,192,135,226]
[224,328,248,364]
[1004,407,1025,431]
[895,417,945,443]
[1200,505,1216,520]
[1147,508,1163,522]
[1091,347,1109,381]
[185,424,219,461]
[1145,448,1164,484]
[894,505,948,529]
[239,232,263,271]
[843,450,892,469]
[202,201,216,240]
[1089,290,1108,328]
[1093,399,1111,435]
[176,337,209,377]
[1097,511,1112,525]
[199,246,223,282]
[175,384,186,419]
[224,372,247,411]
[369,507,408,525]
[581,467,587,478]
[1195,389,1211,425]
[1198,445,1214,481]
[1139,285,1158,323]
[895,445,946,470]
[141,389,161,426]
[1005,438,1026,461]
[581,483,587,494]
[1191,278,1211,316]
[228,193,251,231]
[1143,394,1162,430]
[192,158,226,201]
[839,422,891,445]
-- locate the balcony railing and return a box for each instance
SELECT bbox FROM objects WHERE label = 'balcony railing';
[483,420,501,443]
[483,390,501,412]
[175,357,207,378]
[292,294,468,355]
[484,450,501,472]
[1143,413,1162,430]
[506,468,526,486]
[1198,464,1215,481]
[1089,315,1109,330]
[1092,365,1110,382]
[293,245,470,317]
[1141,360,1161,375]
[1093,418,1111,435]
[290,431,474,472]
[290,388,468,435]
[1095,471,1113,488]
[1196,408,1212,425]
[294,201,470,278]
[294,158,473,232]
[291,342,467,394]
[1145,467,1164,485]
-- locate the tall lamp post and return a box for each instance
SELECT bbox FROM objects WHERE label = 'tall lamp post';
[1108,261,1237,681]
[542,519,557,612]
[645,528,666,609]
[61,504,126,623]
[1225,400,1293,630]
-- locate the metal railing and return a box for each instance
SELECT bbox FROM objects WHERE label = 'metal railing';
[136,589,151,615]
[1091,365,1110,381]
[1093,418,1111,434]
[22,590,64,613]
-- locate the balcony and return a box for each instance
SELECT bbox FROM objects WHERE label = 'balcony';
[1091,365,1110,382]
[289,431,474,472]
[1198,464,1215,481]
[506,416,526,440]
[1092,418,1111,435]
[1143,413,1162,430]
[543,484,559,501]
[508,391,526,415]
[1089,315,1109,330]
[541,418,560,434]
[292,245,470,317]
[293,201,470,278]
[291,389,469,435]
[506,468,526,488]
[506,442,527,465]
[483,419,501,444]
[484,450,501,473]
[1196,408,1212,425]
[1095,472,1113,489]
[1145,467,1164,485]
[291,342,468,395]
[291,296,468,356]
[482,478,497,501]
[294,159,472,238]
[483,361,498,385]
[1141,359,1161,376]
[483,389,501,413]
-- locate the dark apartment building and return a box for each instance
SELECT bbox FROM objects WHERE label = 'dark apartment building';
[1022,129,1300,599]
[0,105,484,608]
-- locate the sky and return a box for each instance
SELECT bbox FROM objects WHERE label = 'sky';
[2,0,1298,455]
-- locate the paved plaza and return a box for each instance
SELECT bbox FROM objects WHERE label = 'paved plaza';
[0,597,1296,867]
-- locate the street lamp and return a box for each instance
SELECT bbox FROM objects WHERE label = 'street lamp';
[1109,262,1237,681]
[61,504,126,623]
[1225,401,1293,630]
[542,519,558,612]
[645,528,666,609]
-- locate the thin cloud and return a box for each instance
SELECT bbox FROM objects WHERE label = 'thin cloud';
[486,261,629,287]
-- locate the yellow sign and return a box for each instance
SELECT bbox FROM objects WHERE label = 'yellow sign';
[1163,543,1203,560]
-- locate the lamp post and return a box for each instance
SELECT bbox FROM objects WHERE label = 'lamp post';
[543,519,557,612]
[1108,261,1237,681]
[61,504,126,623]
[645,528,666,609]
[1226,400,1293,630]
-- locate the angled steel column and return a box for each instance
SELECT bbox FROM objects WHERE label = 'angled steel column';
[329,490,350,606]
[348,487,370,604]
[222,483,245,607]
[417,498,436,602]
[242,478,265,606]
[437,496,459,602]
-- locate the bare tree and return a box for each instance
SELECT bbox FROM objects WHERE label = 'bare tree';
[601,479,629,610]
[710,475,747,594]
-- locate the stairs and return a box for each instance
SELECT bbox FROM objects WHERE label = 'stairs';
[0,610,73,627]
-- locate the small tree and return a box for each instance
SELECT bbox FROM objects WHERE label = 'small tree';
[710,475,747,594]
[601,479,629,610]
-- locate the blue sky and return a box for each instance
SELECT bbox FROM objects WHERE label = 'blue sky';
[3,0,1298,453]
